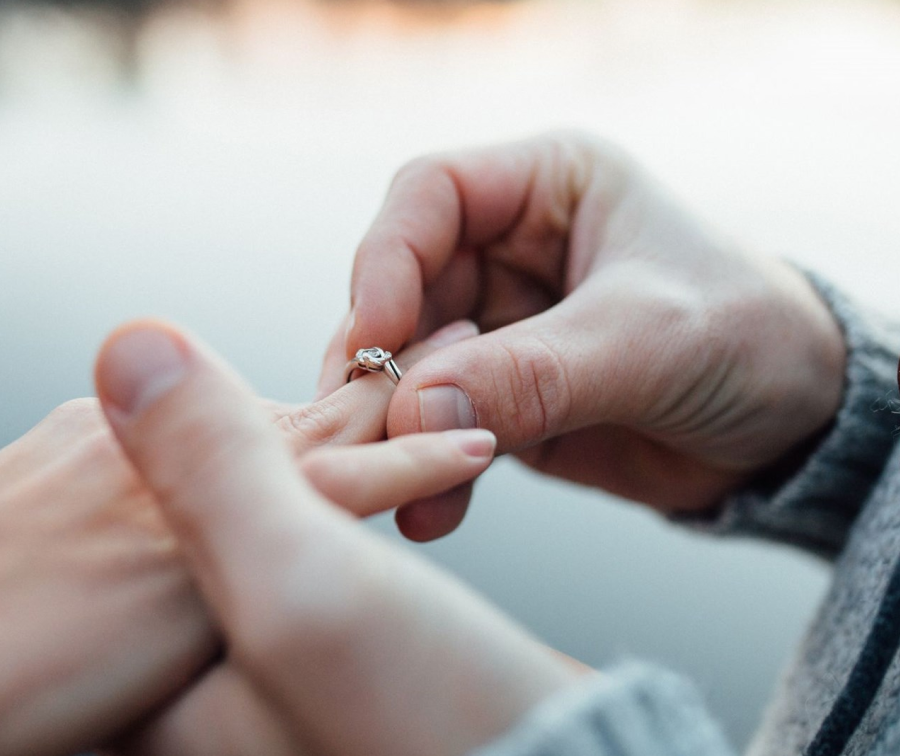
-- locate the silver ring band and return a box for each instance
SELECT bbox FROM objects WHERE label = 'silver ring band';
[345,347,403,386]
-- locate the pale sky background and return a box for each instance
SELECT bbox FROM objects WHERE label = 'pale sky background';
[1,0,899,749]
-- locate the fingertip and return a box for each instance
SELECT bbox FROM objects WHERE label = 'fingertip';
[95,320,192,421]
[395,483,472,542]
[444,428,496,460]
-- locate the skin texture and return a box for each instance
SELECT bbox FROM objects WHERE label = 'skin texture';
[95,321,581,756]
[318,133,848,540]
[0,321,499,756]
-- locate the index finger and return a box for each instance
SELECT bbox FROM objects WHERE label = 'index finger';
[347,139,539,358]
[277,319,480,458]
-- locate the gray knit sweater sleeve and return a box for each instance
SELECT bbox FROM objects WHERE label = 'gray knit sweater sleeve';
[675,272,900,559]
[469,663,735,756]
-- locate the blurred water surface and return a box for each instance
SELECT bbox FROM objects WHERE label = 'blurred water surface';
[2,0,900,748]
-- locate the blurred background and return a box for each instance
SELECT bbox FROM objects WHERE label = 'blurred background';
[1,0,899,750]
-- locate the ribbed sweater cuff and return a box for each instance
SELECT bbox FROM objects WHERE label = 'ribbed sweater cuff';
[468,662,734,756]
[677,271,900,559]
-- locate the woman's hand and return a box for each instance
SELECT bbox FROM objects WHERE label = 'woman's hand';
[318,133,847,538]
[0,398,208,756]
[96,321,581,756]
[0,321,490,756]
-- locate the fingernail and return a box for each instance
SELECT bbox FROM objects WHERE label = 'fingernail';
[445,429,496,459]
[418,384,476,432]
[427,320,480,349]
[100,327,188,417]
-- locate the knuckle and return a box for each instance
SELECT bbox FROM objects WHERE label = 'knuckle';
[542,129,630,173]
[391,154,458,220]
[539,127,600,150]
[393,154,445,186]
[77,425,124,471]
[297,448,328,482]
[523,133,630,241]
[380,439,423,482]
[542,138,582,237]
[297,449,346,495]
[495,335,572,444]
[541,130,634,203]
[396,434,431,465]
[47,397,103,430]
[284,398,348,449]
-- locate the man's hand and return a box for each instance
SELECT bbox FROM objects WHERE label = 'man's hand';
[319,133,847,539]
[96,321,580,756]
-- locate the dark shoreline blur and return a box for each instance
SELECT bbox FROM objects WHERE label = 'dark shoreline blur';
[6,0,523,19]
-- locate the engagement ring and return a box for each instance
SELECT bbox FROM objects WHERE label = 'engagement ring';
[345,347,403,386]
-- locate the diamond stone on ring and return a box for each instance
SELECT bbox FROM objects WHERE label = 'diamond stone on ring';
[345,347,403,386]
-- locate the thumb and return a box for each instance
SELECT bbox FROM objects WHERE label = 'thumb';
[386,299,620,453]
[94,320,329,627]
